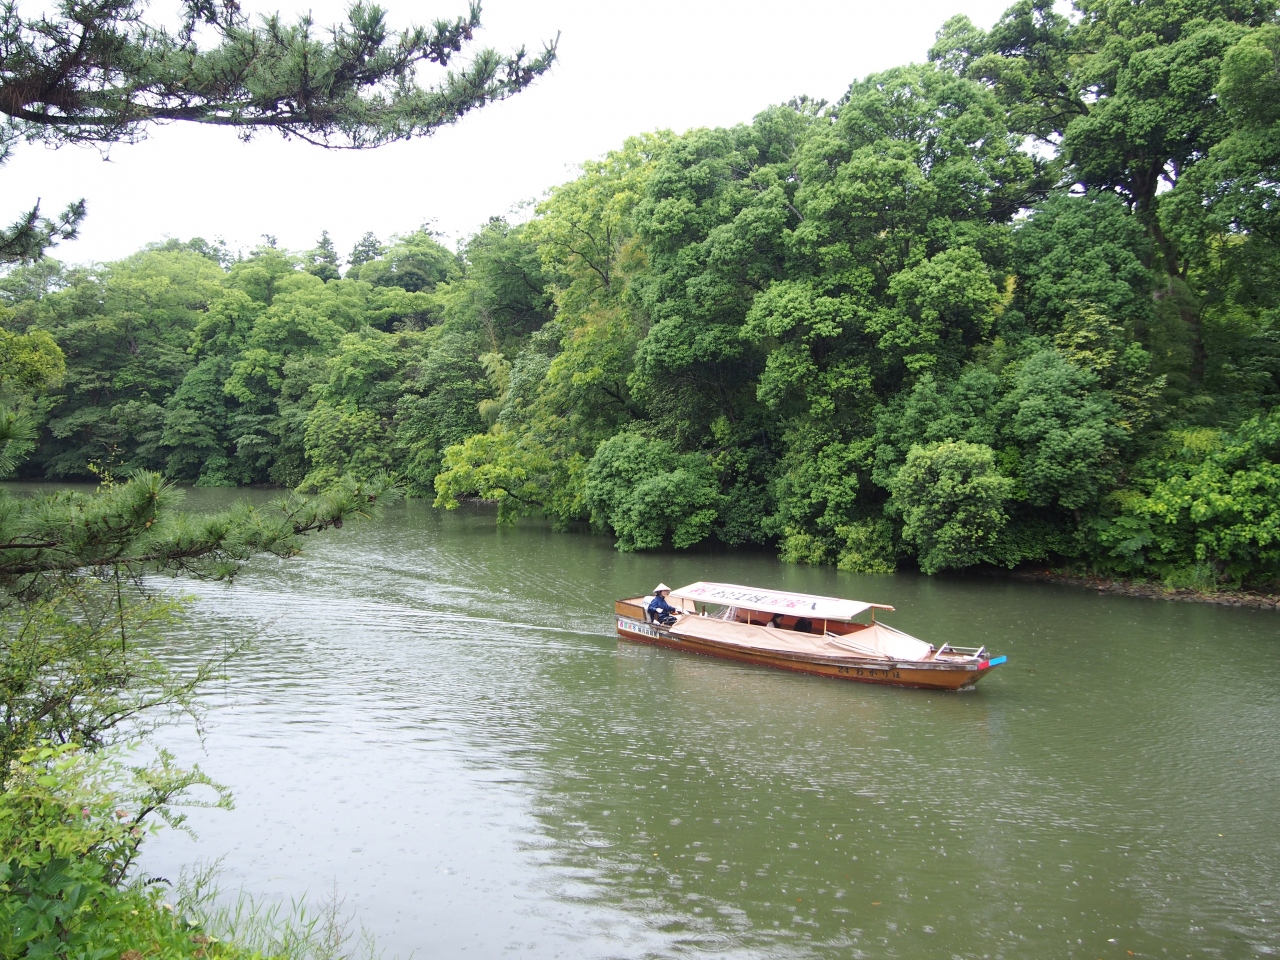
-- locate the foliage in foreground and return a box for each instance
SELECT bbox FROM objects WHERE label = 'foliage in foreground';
[0,744,237,959]
[0,454,396,957]
[1,745,378,960]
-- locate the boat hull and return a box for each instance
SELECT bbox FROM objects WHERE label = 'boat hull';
[615,616,997,691]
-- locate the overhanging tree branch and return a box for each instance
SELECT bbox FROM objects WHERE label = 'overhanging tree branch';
[0,470,402,599]
[0,198,85,262]
[0,0,557,261]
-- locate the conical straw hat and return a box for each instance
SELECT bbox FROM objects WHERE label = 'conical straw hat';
[653,583,672,593]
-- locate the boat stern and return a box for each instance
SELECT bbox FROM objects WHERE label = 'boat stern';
[615,597,648,620]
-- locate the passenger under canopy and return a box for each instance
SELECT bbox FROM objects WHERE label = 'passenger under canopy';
[668,581,894,623]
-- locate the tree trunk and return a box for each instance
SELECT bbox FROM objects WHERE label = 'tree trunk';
[1134,168,1205,384]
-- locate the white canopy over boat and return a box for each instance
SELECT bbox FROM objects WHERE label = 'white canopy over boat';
[669,582,894,623]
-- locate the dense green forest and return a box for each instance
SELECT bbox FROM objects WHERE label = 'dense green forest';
[4,0,1280,590]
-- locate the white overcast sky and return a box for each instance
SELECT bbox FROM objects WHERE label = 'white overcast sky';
[3,0,1015,266]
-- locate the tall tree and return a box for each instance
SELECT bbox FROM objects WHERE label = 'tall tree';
[348,231,385,270]
[351,230,460,292]
[931,0,1278,377]
[304,230,341,282]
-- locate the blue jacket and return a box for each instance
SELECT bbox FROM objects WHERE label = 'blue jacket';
[648,594,676,618]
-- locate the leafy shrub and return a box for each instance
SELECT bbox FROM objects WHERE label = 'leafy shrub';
[776,527,833,566]
[889,441,1013,574]
[584,433,720,551]
[1098,411,1280,586]
[834,519,898,574]
[0,744,234,960]
[1000,350,1126,511]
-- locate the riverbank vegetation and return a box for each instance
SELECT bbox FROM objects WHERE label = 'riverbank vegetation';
[5,0,1280,599]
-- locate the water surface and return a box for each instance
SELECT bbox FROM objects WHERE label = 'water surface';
[141,492,1280,959]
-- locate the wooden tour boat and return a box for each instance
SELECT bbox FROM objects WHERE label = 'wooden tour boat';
[615,581,1006,691]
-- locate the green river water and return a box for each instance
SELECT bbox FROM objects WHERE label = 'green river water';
[134,491,1279,959]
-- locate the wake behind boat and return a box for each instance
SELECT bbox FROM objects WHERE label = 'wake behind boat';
[615,581,1006,690]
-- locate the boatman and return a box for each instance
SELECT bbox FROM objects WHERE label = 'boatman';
[648,583,679,626]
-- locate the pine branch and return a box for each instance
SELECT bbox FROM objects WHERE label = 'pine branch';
[0,0,556,261]
[0,198,85,263]
[0,1,558,148]
[0,470,403,599]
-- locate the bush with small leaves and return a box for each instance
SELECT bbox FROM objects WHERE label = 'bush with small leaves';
[889,441,1013,574]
